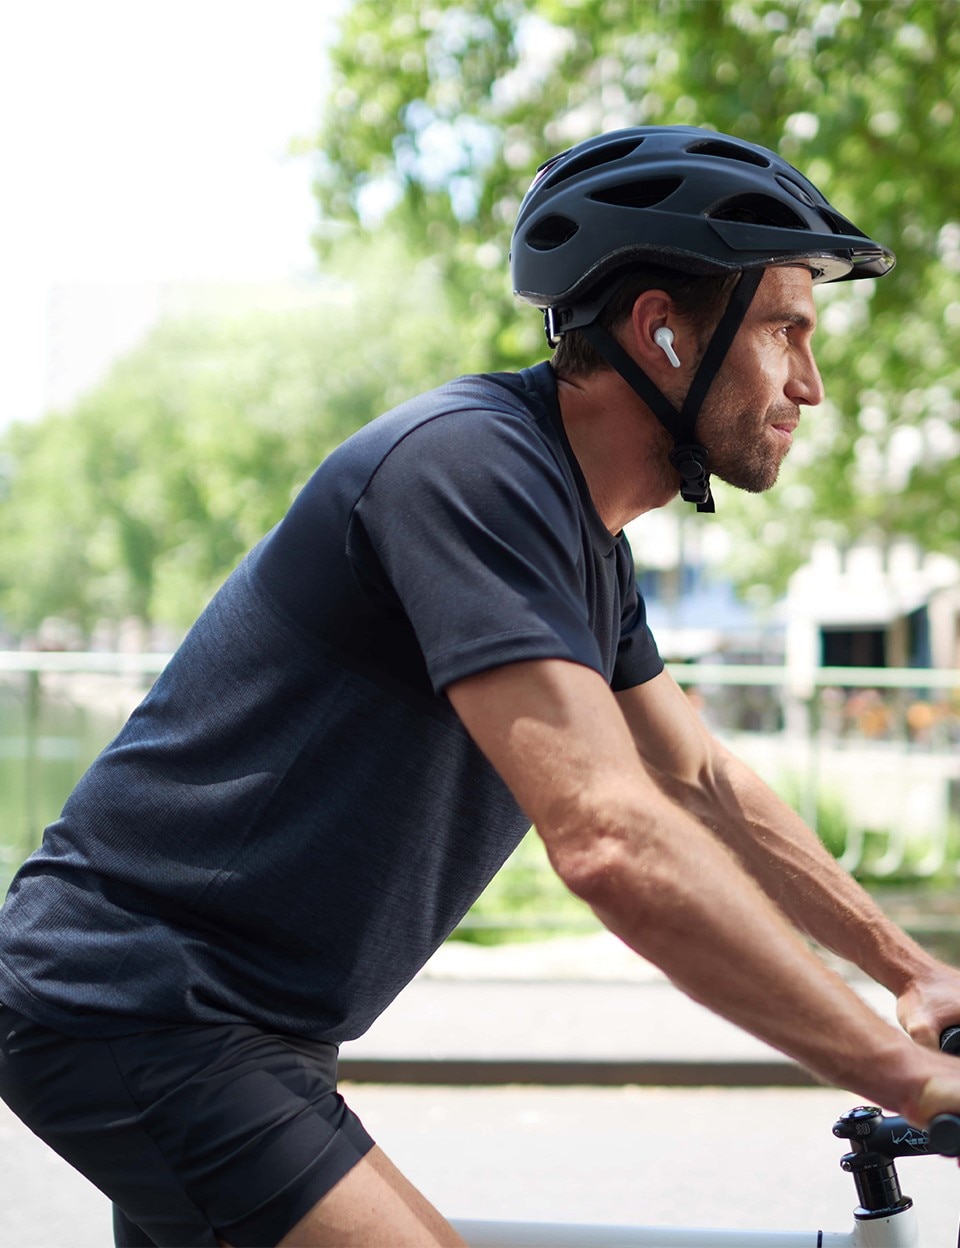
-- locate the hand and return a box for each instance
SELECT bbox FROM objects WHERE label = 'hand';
[896,961,960,1149]
[913,1066,960,1163]
[896,961,960,1050]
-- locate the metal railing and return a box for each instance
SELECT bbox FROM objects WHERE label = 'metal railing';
[3,652,960,922]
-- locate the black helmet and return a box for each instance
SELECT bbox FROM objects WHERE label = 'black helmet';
[510,126,895,513]
[511,125,895,338]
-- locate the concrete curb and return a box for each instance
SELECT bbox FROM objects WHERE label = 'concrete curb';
[338,1055,818,1087]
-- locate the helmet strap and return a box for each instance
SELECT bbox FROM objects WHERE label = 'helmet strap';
[678,267,763,430]
[576,267,764,514]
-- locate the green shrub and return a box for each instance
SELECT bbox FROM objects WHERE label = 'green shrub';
[454,829,598,945]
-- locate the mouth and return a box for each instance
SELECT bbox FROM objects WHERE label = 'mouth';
[769,419,798,444]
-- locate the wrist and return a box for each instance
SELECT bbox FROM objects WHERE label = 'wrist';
[861,923,937,999]
[852,1031,934,1125]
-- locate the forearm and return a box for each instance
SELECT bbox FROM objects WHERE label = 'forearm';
[557,794,927,1112]
[669,741,936,996]
[447,660,958,1124]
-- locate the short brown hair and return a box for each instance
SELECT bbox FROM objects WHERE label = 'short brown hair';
[551,265,741,376]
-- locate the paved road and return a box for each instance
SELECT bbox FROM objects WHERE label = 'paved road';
[347,1083,960,1243]
[3,1084,959,1246]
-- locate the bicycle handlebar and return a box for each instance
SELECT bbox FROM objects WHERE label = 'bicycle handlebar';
[926,1027,960,1155]
[927,1113,960,1155]
[832,1029,960,1159]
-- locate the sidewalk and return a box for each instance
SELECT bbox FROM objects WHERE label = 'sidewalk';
[339,931,898,1086]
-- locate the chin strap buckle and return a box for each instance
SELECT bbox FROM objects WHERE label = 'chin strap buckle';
[669,444,715,513]
[544,307,566,349]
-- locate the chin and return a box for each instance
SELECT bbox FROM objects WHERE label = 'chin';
[717,464,782,494]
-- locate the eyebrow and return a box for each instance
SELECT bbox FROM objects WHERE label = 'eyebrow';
[765,310,817,331]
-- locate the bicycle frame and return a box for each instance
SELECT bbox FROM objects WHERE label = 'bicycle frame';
[450,1104,959,1248]
[452,1215,917,1246]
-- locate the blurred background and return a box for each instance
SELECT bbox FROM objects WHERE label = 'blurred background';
[2,0,960,946]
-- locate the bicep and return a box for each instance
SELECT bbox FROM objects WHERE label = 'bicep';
[446,658,656,842]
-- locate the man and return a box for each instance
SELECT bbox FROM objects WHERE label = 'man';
[1,125,960,1248]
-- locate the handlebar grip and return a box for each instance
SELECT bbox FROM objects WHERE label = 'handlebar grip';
[934,1029,960,1154]
[928,1113,960,1156]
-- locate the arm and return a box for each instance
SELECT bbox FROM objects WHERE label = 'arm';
[613,669,960,1050]
[447,657,960,1126]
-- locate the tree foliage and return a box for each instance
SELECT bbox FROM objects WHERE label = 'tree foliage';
[0,239,464,635]
[4,1,959,636]
[313,0,960,593]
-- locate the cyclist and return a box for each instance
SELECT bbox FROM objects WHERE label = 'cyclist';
[2,126,960,1248]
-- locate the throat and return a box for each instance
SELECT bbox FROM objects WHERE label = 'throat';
[557,377,679,532]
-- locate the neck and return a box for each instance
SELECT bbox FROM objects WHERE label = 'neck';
[554,366,680,534]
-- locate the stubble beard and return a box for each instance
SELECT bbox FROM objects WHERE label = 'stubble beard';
[698,399,800,495]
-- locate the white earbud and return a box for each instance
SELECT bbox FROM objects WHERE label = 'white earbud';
[654,326,681,368]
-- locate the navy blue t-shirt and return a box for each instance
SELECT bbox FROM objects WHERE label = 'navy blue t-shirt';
[0,363,663,1040]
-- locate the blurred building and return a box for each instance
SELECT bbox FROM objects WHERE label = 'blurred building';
[785,539,960,680]
[627,507,960,676]
[625,508,784,665]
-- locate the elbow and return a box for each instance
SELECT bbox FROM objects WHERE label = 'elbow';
[542,797,670,912]
[548,831,624,907]
[545,804,715,966]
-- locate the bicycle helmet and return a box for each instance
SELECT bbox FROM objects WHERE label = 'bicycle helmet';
[510,126,895,510]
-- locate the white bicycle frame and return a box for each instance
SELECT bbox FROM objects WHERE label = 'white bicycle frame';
[450,1103,955,1248]
[452,1213,919,1246]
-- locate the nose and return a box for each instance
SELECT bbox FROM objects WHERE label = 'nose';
[788,344,825,408]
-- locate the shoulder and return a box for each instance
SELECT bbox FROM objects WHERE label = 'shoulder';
[342,366,568,497]
[377,366,558,459]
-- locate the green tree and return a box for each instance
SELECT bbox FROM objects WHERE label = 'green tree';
[0,237,464,635]
[313,0,960,592]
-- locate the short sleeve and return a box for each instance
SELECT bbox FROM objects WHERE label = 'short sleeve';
[611,540,664,692]
[347,409,613,692]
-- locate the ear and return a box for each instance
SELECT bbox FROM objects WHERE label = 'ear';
[622,289,685,382]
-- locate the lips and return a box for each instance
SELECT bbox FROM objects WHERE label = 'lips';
[769,417,798,441]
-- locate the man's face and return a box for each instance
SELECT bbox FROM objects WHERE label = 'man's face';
[693,266,825,494]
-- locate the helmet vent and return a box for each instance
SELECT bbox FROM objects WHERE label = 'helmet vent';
[687,138,770,168]
[776,173,817,209]
[539,137,645,191]
[822,205,864,237]
[588,176,683,209]
[526,214,580,251]
[710,193,808,230]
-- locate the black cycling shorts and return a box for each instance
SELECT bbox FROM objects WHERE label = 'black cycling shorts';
[0,1004,375,1247]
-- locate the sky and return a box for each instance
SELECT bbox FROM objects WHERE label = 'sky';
[1,0,347,427]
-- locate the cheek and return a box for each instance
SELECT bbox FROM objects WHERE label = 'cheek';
[734,364,779,414]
